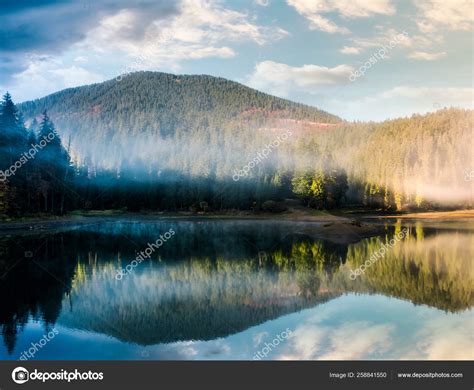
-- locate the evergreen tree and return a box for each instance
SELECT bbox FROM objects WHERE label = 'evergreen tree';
[0,92,27,169]
[36,111,72,214]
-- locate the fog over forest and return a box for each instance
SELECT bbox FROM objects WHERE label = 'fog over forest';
[1,72,472,216]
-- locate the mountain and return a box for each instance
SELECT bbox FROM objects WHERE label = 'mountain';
[18,71,340,139]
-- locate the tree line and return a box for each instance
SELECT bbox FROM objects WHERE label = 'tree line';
[0,93,74,216]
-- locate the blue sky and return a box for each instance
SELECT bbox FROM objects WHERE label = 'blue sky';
[0,0,472,120]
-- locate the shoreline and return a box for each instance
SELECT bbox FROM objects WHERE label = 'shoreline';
[1,209,472,229]
[362,210,474,220]
[0,209,472,244]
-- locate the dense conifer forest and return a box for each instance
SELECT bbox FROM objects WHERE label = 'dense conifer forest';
[0,72,472,217]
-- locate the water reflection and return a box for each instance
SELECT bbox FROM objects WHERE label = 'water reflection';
[0,220,472,359]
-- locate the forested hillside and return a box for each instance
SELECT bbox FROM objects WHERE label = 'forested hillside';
[290,109,473,210]
[18,71,339,139]
[0,72,472,216]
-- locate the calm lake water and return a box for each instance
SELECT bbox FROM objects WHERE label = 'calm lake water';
[0,219,472,360]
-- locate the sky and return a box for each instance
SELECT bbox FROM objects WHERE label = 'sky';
[0,0,472,121]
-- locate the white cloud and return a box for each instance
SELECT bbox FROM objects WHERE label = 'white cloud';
[3,0,290,101]
[254,0,270,6]
[408,51,447,61]
[247,60,353,96]
[332,0,395,18]
[318,322,393,360]
[1,57,105,102]
[302,12,349,34]
[278,321,393,360]
[415,0,474,32]
[340,46,362,55]
[81,0,289,71]
[407,315,474,360]
[344,27,446,60]
[350,29,411,49]
[287,0,395,33]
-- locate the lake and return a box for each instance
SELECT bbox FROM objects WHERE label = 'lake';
[0,219,472,360]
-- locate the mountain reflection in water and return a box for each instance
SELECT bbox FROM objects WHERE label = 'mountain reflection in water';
[0,219,472,359]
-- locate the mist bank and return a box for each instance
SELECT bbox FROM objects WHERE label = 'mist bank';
[58,107,473,211]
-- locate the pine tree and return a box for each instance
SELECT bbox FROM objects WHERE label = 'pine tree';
[36,111,72,214]
[0,92,27,169]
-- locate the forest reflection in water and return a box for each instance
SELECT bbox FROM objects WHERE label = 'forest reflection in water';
[0,219,472,359]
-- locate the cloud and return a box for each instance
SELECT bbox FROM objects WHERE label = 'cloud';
[247,60,353,96]
[329,0,395,18]
[1,0,288,100]
[318,322,393,360]
[408,51,447,61]
[344,27,446,60]
[340,46,362,55]
[415,0,474,32]
[1,56,105,102]
[79,0,288,71]
[350,29,411,50]
[301,13,349,34]
[0,1,179,52]
[254,0,270,6]
[287,0,395,33]
[278,321,393,360]
[407,315,474,360]
[0,0,180,81]
[341,0,473,61]
[286,0,347,34]
[167,0,288,46]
